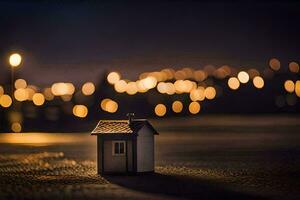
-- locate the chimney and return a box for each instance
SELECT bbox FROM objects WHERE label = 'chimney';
[127,113,135,124]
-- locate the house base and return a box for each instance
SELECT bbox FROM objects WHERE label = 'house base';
[99,170,155,176]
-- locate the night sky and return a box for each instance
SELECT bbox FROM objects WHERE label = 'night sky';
[0,1,300,85]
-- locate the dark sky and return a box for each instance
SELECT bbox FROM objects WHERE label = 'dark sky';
[0,1,300,85]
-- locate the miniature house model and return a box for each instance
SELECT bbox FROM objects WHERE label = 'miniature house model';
[91,113,158,174]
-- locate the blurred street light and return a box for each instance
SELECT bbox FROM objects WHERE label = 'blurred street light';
[9,53,22,67]
[8,53,22,99]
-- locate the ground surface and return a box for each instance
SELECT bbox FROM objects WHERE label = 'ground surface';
[0,115,300,200]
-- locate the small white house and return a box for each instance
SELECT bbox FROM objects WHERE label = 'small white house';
[91,114,158,174]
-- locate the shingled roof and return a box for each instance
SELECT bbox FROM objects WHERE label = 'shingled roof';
[91,119,158,135]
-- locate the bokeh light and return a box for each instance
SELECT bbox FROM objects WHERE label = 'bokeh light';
[61,95,72,102]
[126,82,138,95]
[189,101,201,114]
[100,99,118,113]
[227,77,240,90]
[172,101,183,113]
[14,79,27,89]
[105,100,118,113]
[190,87,205,101]
[11,122,22,133]
[284,80,295,93]
[73,105,88,118]
[114,80,127,93]
[32,93,45,106]
[51,82,75,96]
[0,86,4,96]
[165,82,176,95]
[143,76,157,89]
[247,69,260,79]
[253,76,264,89]
[237,71,250,84]
[14,88,28,101]
[82,82,95,96]
[43,88,54,101]
[194,70,207,82]
[269,58,281,71]
[204,87,216,100]
[107,72,121,85]
[295,81,300,97]
[25,87,36,101]
[136,80,148,93]
[9,53,22,67]
[155,104,166,117]
[289,62,299,73]
[157,82,167,94]
[101,98,111,111]
[0,95,12,108]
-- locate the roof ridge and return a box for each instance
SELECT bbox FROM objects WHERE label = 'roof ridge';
[99,120,129,122]
[91,119,158,135]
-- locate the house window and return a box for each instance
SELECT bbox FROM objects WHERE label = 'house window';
[112,141,126,156]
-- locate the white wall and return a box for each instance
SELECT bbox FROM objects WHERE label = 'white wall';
[136,126,154,172]
[103,140,132,173]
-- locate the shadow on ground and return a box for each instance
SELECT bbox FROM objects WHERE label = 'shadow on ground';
[105,172,266,200]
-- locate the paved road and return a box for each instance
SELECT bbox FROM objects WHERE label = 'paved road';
[0,115,299,200]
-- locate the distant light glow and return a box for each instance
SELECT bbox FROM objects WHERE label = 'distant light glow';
[247,69,260,79]
[82,82,95,96]
[253,76,264,89]
[14,79,27,89]
[189,101,200,114]
[172,101,183,113]
[0,86,4,96]
[43,88,54,101]
[136,80,148,93]
[126,82,138,95]
[107,72,121,85]
[101,98,111,111]
[51,82,75,96]
[237,71,249,84]
[32,93,45,106]
[174,80,195,93]
[269,58,281,71]
[73,105,88,118]
[194,70,207,82]
[114,80,127,93]
[11,122,22,133]
[158,82,176,95]
[155,104,166,117]
[14,88,28,102]
[288,62,299,73]
[105,100,118,113]
[9,53,22,67]
[25,87,36,101]
[228,77,240,90]
[295,81,300,97]
[0,95,12,108]
[100,98,118,113]
[190,87,205,101]
[61,95,72,102]
[157,82,167,94]
[204,87,216,100]
[284,80,295,93]
[165,82,176,95]
[142,76,157,89]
